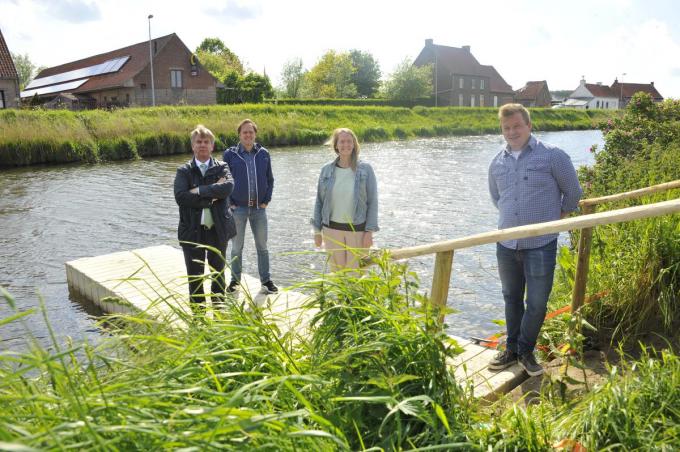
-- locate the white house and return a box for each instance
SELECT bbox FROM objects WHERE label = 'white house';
[566,78,619,109]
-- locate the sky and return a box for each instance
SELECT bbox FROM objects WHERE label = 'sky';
[2,0,680,98]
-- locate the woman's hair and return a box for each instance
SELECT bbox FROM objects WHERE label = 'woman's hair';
[237,118,258,133]
[329,128,360,170]
[190,124,215,144]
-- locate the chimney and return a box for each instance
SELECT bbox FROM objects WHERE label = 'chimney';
[462,45,471,52]
[651,81,654,86]
[580,76,586,87]
[425,39,433,47]
[596,82,602,85]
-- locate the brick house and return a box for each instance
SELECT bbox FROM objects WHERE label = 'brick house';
[413,39,514,107]
[21,33,218,108]
[610,78,663,109]
[0,28,20,108]
[514,81,551,107]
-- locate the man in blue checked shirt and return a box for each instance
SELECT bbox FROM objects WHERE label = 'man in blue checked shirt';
[487,104,582,377]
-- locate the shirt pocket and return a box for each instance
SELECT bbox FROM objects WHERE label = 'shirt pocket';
[491,165,510,192]
[526,161,553,188]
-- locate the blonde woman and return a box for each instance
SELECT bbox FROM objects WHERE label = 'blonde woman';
[311,128,379,270]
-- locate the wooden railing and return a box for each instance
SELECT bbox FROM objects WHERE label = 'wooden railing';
[377,180,680,322]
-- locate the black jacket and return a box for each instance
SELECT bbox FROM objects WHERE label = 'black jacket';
[174,157,235,246]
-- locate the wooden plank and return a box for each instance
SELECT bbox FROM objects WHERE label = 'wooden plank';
[571,204,595,311]
[66,246,529,399]
[580,179,680,207]
[389,198,680,260]
[430,250,454,323]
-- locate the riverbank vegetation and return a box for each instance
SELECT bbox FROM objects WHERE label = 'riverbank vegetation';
[2,94,676,449]
[0,105,612,167]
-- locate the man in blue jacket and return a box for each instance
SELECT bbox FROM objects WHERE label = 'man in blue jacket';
[223,119,278,294]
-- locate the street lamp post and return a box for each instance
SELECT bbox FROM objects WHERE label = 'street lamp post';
[619,72,626,109]
[148,14,156,107]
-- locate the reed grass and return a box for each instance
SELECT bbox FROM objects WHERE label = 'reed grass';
[0,255,476,450]
[0,105,613,167]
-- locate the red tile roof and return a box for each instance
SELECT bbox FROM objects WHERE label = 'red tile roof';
[33,33,177,94]
[479,64,514,93]
[0,28,19,79]
[611,80,663,99]
[514,81,548,100]
[414,43,514,93]
[585,83,616,98]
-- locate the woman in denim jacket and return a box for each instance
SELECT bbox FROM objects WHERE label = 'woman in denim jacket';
[311,128,378,270]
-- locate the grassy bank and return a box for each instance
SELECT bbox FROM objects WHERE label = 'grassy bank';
[3,254,679,449]
[0,105,613,167]
[0,258,475,450]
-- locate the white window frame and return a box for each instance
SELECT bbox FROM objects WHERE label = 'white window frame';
[0,90,5,109]
[458,93,464,106]
[471,95,476,107]
[493,95,498,107]
[458,77,464,89]
[480,79,485,90]
[480,94,484,107]
[471,78,476,89]
[171,70,183,88]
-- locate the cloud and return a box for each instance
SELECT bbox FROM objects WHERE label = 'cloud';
[205,1,261,23]
[36,0,101,23]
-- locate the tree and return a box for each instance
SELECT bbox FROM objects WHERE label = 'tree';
[195,37,244,79]
[305,51,357,98]
[349,50,381,97]
[383,59,432,102]
[280,58,305,98]
[11,52,39,90]
[217,71,273,104]
[240,73,274,103]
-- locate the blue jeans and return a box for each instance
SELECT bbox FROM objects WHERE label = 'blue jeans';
[496,240,557,356]
[230,206,271,283]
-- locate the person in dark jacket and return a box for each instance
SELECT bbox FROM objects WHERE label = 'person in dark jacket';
[174,125,235,307]
[222,119,278,294]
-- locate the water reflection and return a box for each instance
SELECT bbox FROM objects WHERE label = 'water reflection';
[0,130,602,350]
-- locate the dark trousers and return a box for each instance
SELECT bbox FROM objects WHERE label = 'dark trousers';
[182,227,227,304]
[496,240,557,356]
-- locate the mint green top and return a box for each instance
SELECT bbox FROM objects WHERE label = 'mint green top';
[329,166,356,223]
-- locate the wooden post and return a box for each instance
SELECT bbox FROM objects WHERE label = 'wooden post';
[571,205,595,312]
[431,250,454,325]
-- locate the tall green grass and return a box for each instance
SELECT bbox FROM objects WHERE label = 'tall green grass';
[0,105,613,167]
[0,256,475,450]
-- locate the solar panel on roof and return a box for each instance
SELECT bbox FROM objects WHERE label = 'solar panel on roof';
[20,79,89,98]
[25,56,130,90]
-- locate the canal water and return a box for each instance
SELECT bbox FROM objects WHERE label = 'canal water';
[0,130,602,351]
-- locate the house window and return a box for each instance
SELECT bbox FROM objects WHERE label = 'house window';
[480,94,484,107]
[471,95,476,107]
[0,90,5,109]
[472,78,476,89]
[480,79,485,90]
[171,70,183,88]
[605,101,609,108]
[126,93,130,104]
[493,95,498,107]
[596,100,600,108]
[141,83,147,89]
[459,77,464,89]
[458,93,464,106]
